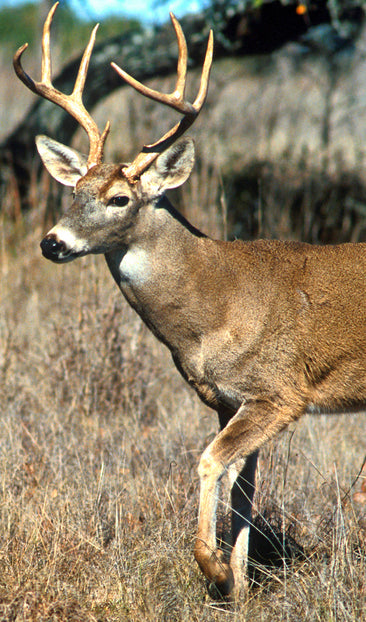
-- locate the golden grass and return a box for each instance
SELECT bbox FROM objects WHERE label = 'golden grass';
[0,186,365,620]
[0,49,365,621]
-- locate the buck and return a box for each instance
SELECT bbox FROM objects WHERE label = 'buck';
[14,3,366,599]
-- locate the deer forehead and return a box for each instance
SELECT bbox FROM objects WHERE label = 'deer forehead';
[75,163,139,200]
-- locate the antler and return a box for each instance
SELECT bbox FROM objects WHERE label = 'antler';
[111,13,214,182]
[13,2,109,169]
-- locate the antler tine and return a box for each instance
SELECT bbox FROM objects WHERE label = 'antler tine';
[192,29,214,110]
[111,15,214,182]
[111,13,194,115]
[73,23,98,100]
[13,2,109,168]
[40,1,56,85]
[171,13,188,101]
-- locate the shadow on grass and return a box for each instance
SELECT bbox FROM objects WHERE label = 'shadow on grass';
[207,513,306,601]
[247,515,306,588]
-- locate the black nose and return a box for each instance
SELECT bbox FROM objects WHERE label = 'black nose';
[40,235,66,260]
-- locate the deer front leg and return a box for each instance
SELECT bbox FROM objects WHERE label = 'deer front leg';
[194,397,303,597]
[194,446,235,595]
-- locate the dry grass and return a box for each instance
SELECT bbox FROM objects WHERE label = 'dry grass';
[1,187,365,622]
[1,44,366,622]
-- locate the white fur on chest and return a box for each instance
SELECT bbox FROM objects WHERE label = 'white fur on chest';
[118,246,151,286]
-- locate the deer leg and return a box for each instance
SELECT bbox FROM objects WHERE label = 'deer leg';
[219,407,258,588]
[229,450,258,597]
[194,397,302,597]
[194,446,234,595]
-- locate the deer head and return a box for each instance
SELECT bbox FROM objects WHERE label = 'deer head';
[13,3,213,263]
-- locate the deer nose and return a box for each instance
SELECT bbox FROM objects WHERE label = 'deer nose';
[40,234,66,260]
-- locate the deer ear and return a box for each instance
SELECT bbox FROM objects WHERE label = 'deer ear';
[142,138,195,193]
[36,135,88,187]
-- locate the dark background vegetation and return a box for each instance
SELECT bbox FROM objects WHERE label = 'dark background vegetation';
[3,0,366,243]
[0,0,365,619]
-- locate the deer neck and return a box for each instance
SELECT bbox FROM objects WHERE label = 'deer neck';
[104,196,208,336]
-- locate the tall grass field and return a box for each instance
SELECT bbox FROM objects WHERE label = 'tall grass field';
[0,26,365,621]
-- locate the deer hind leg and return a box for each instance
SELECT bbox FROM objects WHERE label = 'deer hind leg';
[229,450,258,598]
[194,397,302,597]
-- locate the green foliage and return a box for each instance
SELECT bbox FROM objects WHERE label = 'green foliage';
[0,1,142,57]
[0,2,40,52]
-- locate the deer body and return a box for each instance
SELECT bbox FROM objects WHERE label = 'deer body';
[42,161,366,593]
[44,157,366,594]
[47,167,366,421]
[14,4,365,599]
[113,232,366,418]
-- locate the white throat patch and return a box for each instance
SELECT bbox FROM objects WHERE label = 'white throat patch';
[118,246,150,286]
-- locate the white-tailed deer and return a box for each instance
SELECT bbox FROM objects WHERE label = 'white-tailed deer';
[14,2,366,599]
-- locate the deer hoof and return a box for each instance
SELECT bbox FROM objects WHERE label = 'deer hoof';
[195,544,235,597]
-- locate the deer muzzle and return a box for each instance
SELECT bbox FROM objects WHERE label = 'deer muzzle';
[40,234,67,260]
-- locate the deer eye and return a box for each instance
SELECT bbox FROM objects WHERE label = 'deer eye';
[109,195,129,207]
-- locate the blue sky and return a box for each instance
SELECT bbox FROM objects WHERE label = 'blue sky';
[0,0,203,22]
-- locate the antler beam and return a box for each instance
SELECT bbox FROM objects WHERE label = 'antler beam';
[111,13,214,182]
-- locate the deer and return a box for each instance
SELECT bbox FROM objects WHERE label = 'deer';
[14,2,366,600]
